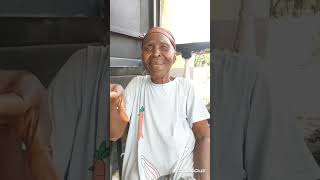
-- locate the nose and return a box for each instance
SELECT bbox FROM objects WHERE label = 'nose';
[152,47,161,57]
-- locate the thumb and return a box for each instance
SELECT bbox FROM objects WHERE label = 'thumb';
[110,91,120,99]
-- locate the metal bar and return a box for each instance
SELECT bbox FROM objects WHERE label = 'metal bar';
[117,140,123,180]
[154,0,157,27]
[110,25,143,39]
[109,143,113,180]
[156,0,160,26]
[110,57,142,67]
[149,0,154,28]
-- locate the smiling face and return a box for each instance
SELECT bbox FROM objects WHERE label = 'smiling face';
[142,33,176,83]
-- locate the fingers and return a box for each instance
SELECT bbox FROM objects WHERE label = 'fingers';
[110,91,120,99]
[0,93,25,122]
[110,83,124,100]
[114,96,129,122]
[13,72,46,109]
[110,83,124,94]
[110,83,128,122]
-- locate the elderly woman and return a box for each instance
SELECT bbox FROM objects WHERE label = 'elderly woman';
[110,27,210,180]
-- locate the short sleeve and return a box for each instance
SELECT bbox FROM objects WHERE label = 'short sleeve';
[124,76,139,122]
[186,81,210,127]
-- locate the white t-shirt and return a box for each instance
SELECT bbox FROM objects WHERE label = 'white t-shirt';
[122,75,210,180]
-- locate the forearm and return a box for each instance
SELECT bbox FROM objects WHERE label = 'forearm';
[27,93,58,180]
[28,138,60,180]
[29,152,60,180]
[110,101,128,141]
[193,136,210,180]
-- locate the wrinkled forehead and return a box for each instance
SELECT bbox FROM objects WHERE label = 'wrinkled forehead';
[143,33,172,45]
[142,27,176,49]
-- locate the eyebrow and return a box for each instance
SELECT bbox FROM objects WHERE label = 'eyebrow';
[144,40,170,46]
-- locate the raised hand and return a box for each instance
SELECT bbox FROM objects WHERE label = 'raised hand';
[110,83,128,122]
[110,83,129,141]
[110,83,124,101]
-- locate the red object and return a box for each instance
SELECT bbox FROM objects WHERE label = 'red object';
[138,112,144,140]
[93,160,105,180]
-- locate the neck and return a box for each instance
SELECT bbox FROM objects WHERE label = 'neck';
[151,75,171,84]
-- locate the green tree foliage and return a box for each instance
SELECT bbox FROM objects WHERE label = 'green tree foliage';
[194,49,210,67]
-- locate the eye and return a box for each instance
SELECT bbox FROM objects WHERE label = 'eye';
[160,45,169,51]
[143,45,153,52]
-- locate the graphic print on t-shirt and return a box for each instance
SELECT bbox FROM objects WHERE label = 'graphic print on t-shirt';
[138,106,145,140]
[141,155,160,180]
[88,140,109,180]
